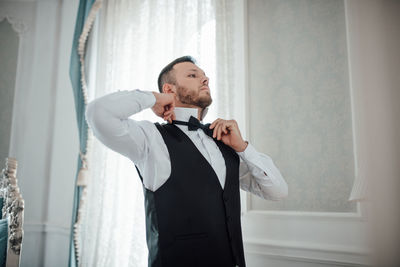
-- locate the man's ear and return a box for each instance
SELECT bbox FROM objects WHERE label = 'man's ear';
[162,83,176,94]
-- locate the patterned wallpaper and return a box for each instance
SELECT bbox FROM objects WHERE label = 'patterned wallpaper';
[248,0,356,212]
[0,20,18,162]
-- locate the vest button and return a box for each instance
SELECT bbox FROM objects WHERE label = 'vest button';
[223,195,229,202]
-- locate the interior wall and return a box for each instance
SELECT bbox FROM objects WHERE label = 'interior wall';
[345,0,400,266]
[0,1,79,266]
[243,0,400,266]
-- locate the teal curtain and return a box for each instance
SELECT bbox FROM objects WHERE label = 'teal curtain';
[0,198,3,218]
[68,0,96,266]
[0,217,7,267]
[0,198,5,267]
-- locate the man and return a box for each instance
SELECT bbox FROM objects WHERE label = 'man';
[86,56,288,267]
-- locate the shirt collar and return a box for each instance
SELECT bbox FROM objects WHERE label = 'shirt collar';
[174,107,209,122]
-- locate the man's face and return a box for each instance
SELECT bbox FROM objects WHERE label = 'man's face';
[171,62,212,109]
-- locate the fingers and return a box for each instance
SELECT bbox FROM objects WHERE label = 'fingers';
[209,118,221,130]
[152,92,176,120]
[213,123,221,139]
[163,108,175,124]
[217,124,224,140]
[163,112,171,123]
[163,104,173,115]
[163,115,172,123]
[211,119,221,138]
[220,123,230,139]
[212,120,231,140]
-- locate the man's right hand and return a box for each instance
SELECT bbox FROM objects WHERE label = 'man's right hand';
[151,92,176,123]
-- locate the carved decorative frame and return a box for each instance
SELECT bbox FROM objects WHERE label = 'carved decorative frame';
[1,158,24,267]
[0,15,28,36]
[0,9,29,267]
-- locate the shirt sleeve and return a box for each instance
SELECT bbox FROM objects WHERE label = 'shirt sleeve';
[237,143,288,200]
[85,89,156,163]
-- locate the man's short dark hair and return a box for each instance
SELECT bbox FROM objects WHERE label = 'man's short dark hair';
[157,56,196,93]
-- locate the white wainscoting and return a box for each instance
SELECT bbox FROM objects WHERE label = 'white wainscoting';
[24,222,70,237]
[241,206,370,266]
[23,222,70,267]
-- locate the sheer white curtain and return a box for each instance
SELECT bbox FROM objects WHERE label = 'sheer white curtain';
[80,0,242,266]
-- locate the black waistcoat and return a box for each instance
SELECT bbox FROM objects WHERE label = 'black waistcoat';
[135,123,246,267]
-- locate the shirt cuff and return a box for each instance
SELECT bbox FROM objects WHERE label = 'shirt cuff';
[236,142,260,161]
[134,89,156,109]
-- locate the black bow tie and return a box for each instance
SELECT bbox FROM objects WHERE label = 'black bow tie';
[172,116,214,138]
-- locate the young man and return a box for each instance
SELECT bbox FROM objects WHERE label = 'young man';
[85,56,288,267]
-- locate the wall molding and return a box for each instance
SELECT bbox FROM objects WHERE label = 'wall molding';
[244,238,370,266]
[241,203,370,266]
[24,222,70,237]
[243,200,368,221]
[244,204,367,221]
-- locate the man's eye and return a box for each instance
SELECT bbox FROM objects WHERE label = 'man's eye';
[188,74,196,78]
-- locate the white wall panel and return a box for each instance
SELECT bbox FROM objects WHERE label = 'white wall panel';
[247,0,356,213]
[243,0,370,266]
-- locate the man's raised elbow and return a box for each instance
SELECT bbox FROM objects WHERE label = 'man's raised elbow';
[85,101,99,127]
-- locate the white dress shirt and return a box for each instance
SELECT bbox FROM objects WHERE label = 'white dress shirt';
[85,89,288,200]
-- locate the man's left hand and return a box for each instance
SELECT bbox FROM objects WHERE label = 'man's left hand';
[209,119,248,152]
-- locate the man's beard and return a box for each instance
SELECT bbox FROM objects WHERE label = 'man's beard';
[176,85,212,108]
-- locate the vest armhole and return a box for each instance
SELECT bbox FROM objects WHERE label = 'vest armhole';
[154,122,162,131]
[134,165,143,183]
[154,122,168,140]
[154,122,182,142]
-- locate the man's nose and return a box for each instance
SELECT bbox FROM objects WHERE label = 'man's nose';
[201,76,209,85]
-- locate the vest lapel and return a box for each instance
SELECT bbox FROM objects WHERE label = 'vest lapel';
[167,124,232,190]
[215,141,239,192]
